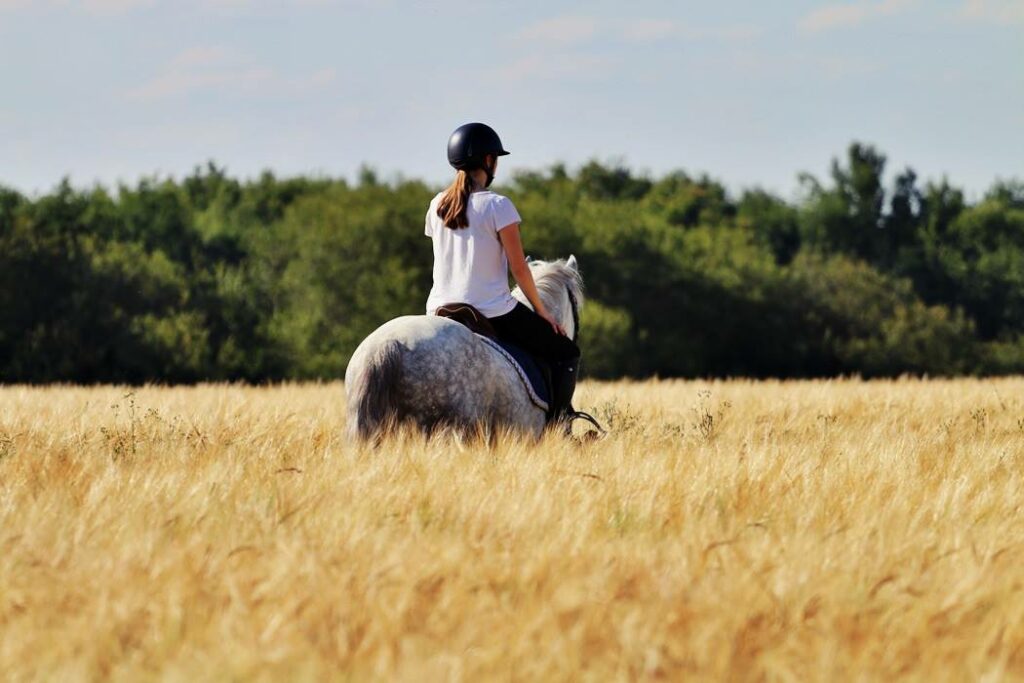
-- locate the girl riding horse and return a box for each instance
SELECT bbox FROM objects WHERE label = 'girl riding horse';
[424,123,581,428]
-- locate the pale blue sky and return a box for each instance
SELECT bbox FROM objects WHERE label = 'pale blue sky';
[2,0,1021,198]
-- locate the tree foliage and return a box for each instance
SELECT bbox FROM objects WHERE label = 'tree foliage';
[1,145,1020,382]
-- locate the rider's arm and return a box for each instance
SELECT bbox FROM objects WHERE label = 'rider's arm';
[498,224,566,336]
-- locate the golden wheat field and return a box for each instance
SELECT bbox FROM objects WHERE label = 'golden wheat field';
[1,379,1023,681]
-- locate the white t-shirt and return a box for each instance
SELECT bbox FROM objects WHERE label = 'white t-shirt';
[425,190,522,318]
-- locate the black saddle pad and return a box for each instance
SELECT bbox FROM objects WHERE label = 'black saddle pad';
[485,337,551,408]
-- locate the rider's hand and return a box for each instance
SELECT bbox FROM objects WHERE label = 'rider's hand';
[539,308,567,337]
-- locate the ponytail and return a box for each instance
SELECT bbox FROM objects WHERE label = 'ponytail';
[436,170,473,229]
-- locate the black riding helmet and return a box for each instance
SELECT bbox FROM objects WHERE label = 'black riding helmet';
[447,122,509,188]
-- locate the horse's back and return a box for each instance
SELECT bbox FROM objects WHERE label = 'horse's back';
[347,315,471,372]
[344,314,544,439]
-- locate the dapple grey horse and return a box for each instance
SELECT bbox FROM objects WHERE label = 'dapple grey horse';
[344,256,584,441]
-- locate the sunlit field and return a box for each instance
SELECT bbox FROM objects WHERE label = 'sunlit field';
[2,379,1023,681]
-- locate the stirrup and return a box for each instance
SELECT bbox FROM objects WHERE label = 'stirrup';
[565,410,607,436]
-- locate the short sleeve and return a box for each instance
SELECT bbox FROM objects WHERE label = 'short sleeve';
[491,195,522,233]
[424,205,434,237]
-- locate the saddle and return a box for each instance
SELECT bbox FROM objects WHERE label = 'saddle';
[436,303,552,413]
[434,303,500,341]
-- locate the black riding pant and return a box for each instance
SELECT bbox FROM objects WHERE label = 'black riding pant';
[488,303,580,363]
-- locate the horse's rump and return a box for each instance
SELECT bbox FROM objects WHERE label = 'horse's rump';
[344,337,403,441]
[344,315,546,441]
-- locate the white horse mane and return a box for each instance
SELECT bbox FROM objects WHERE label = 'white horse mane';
[512,257,585,337]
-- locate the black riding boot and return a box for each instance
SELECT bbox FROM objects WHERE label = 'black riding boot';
[547,359,579,432]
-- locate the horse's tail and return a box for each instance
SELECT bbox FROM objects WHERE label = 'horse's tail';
[346,339,403,442]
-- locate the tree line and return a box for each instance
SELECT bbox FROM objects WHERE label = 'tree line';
[2,143,1022,382]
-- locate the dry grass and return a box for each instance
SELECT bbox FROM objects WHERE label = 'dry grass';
[2,379,1024,681]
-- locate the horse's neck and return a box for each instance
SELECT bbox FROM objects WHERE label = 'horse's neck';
[546,290,572,338]
[513,283,573,339]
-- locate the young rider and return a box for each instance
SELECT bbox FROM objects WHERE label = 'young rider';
[425,122,581,428]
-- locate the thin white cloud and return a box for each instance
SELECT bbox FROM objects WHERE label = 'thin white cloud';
[959,0,1024,24]
[818,55,881,78]
[129,46,262,99]
[131,67,274,100]
[497,53,615,82]
[0,0,154,13]
[621,19,679,43]
[801,3,871,31]
[192,0,366,12]
[78,0,155,14]
[696,47,880,83]
[515,15,599,46]
[799,0,917,32]
[501,15,761,85]
[1,0,337,13]
[170,45,242,69]
[713,25,767,41]
[296,67,337,91]
[621,20,763,43]
[516,15,763,46]
[129,46,335,100]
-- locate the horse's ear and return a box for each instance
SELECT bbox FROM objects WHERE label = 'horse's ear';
[566,254,578,271]
[525,255,533,264]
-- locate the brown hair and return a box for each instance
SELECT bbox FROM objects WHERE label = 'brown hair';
[436,169,473,229]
